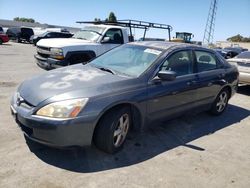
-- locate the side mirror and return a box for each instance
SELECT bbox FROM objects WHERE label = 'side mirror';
[157,70,176,81]
[101,37,111,43]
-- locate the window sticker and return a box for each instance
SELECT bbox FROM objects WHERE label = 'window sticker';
[144,48,162,55]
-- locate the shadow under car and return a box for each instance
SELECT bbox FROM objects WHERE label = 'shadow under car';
[25,104,249,173]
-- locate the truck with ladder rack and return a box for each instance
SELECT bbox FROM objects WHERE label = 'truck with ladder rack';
[34,20,172,70]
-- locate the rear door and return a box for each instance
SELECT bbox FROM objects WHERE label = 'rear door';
[193,50,226,106]
[147,50,200,121]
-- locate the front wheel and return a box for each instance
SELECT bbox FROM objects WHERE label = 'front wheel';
[0,39,2,45]
[210,89,229,115]
[94,106,131,153]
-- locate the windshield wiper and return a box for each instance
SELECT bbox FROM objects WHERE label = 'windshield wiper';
[98,67,116,75]
[81,29,102,36]
[75,37,87,40]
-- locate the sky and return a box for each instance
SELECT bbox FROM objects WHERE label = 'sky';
[0,0,249,41]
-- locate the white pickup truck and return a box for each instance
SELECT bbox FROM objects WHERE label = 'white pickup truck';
[35,24,129,70]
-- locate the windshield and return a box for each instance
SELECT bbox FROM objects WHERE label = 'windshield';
[39,32,49,37]
[73,26,105,41]
[90,44,162,77]
[236,51,250,59]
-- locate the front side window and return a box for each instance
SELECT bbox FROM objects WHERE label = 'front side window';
[161,50,193,76]
[46,32,56,38]
[103,29,123,44]
[90,44,162,77]
[195,51,217,72]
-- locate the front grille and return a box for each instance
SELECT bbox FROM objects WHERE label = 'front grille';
[38,52,50,58]
[37,46,50,51]
[16,93,35,109]
[20,101,34,109]
[37,46,50,59]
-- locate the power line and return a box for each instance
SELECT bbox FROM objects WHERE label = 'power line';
[203,0,218,45]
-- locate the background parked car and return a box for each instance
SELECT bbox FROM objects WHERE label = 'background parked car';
[214,48,239,59]
[31,31,73,46]
[6,27,34,43]
[0,33,9,45]
[227,51,250,85]
[0,26,4,33]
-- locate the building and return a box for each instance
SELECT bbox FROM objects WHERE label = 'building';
[0,19,80,34]
[216,41,250,50]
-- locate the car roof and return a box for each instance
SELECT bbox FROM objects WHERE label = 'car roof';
[131,41,206,51]
[82,24,124,30]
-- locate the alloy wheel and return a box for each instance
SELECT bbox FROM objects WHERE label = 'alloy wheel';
[113,113,130,148]
[216,91,228,112]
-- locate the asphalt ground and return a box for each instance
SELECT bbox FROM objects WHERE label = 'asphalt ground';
[0,42,249,188]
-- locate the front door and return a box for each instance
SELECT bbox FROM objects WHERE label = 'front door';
[97,28,124,55]
[147,50,200,121]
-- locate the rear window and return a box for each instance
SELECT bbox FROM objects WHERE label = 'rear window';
[21,28,34,35]
[195,51,217,72]
[7,27,21,34]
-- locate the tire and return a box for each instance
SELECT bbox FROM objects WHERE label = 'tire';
[210,89,230,115]
[94,106,131,153]
[69,54,88,65]
[0,39,2,45]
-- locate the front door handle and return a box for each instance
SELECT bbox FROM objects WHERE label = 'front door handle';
[187,80,197,86]
[218,73,225,79]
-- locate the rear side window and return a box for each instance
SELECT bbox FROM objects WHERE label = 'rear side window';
[161,50,193,76]
[195,51,217,72]
[21,28,34,36]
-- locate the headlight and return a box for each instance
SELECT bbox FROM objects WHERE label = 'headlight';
[36,98,88,119]
[50,48,64,60]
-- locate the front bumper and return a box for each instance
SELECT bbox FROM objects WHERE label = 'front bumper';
[10,99,97,147]
[35,54,68,70]
[239,72,250,84]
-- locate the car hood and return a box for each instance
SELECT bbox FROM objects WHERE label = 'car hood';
[37,38,94,48]
[227,58,250,63]
[18,64,130,106]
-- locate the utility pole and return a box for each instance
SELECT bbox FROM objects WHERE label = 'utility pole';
[203,0,218,45]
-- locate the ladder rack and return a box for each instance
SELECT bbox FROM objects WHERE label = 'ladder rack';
[76,19,173,41]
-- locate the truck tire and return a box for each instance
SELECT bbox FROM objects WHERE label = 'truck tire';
[68,52,96,65]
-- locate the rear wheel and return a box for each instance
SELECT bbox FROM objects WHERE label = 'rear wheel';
[94,106,131,153]
[16,38,21,43]
[210,89,229,115]
[0,39,2,45]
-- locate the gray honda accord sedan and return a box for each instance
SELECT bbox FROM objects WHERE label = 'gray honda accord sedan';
[11,41,239,153]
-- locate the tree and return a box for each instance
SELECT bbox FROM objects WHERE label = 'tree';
[94,18,101,22]
[93,12,117,22]
[13,17,35,23]
[227,34,250,43]
[108,12,117,22]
